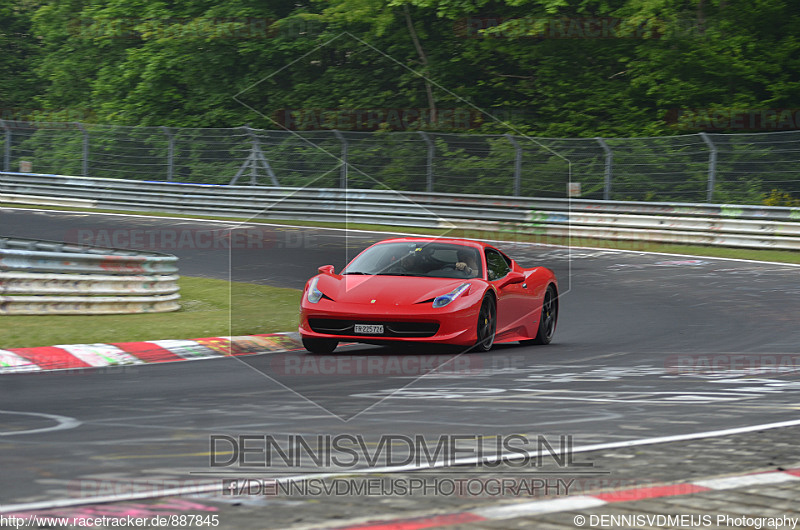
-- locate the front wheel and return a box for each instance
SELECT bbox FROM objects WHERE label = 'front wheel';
[302,337,338,354]
[530,285,558,345]
[473,295,497,352]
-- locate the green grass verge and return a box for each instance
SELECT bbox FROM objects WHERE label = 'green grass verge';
[0,276,302,349]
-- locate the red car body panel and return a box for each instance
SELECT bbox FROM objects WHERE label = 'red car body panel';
[299,237,557,348]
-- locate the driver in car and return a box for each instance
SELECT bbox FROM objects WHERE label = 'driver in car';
[455,249,480,277]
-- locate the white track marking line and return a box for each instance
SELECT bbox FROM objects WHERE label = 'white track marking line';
[0,410,81,437]
[3,417,800,513]
[474,496,607,519]
[694,472,799,490]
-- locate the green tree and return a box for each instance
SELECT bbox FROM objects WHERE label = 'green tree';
[0,0,41,113]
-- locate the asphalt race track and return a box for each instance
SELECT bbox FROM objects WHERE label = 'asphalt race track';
[1,207,799,509]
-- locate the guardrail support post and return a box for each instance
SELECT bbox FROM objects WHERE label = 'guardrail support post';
[596,137,613,200]
[699,132,717,203]
[161,126,174,182]
[255,130,280,186]
[231,126,252,185]
[76,122,89,177]
[418,131,435,192]
[504,134,522,196]
[0,120,10,172]
[333,129,348,188]
[230,126,280,186]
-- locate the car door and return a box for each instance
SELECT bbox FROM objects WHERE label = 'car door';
[485,248,516,333]
[486,249,537,337]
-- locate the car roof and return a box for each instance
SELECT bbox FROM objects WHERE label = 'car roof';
[372,237,494,251]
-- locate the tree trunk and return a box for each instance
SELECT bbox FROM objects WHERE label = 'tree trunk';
[403,4,437,125]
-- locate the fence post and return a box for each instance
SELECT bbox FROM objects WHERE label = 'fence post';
[0,120,10,172]
[76,122,89,177]
[699,132,717,202]
[230,126,280,186]
[596,137,613,200]
[333,129,348,188]
[161,126,174,182]
[504,134,522,196]
[255,130,280,186]
[418,131,434,192]
[248,126,259,185]
[230,125,252,185]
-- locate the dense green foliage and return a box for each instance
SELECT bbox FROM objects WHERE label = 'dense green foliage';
[1,0,796,136]
[0,1,40,111]
[1,0,799,203]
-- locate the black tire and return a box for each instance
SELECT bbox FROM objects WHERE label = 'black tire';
[473,295,497,352]
[302,337,338,354]
[531,285,558,345]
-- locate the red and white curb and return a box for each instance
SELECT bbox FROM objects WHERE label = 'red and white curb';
[0,333,303,373]
[326,467,800,530]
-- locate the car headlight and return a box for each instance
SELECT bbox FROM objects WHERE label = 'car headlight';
[432,283,470,308]
[307,277,324,304]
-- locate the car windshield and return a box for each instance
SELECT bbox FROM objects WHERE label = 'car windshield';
[343,242,483,279]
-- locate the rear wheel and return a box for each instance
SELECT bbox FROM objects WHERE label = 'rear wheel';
[302,337,338,354]
[474,295,497,352]
[530,285,558,345]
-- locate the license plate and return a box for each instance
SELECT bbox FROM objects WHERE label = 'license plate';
[354,324,384,334]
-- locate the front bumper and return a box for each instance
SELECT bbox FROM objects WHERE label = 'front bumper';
[299,300,480,346]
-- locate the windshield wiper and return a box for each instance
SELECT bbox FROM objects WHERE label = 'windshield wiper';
[377,272,419,276]
[342,271,371,275]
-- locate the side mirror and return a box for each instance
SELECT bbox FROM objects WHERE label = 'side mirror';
[318,265,335,275]
[498,271,524,288]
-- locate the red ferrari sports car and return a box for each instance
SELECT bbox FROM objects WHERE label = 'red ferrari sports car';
[298,238,558,354]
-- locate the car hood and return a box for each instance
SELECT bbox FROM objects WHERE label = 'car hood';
[316,274,469,306]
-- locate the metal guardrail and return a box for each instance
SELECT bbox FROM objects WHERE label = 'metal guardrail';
[2,172,800,251]
[0,235,180,315]
[0,273,180,295]
[0,294,181,315]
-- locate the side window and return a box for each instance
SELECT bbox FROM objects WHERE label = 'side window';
[485,249,511,281]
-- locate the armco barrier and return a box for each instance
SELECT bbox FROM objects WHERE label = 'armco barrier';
[0,236,180,315]
[2,172,800,250]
